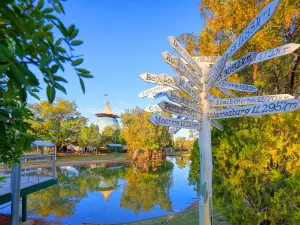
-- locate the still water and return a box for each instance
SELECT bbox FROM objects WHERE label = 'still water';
[1,156,197,224]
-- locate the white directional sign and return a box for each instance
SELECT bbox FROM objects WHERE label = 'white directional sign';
[169,127,180,134]
[225,0,281,58]
[158,101,201,121]
[210,99,300,119]
[166,91,202,112]
[144,104,162,112]
[161,51,203,88]
[169,116,187,134]
[139,73,162,84]
[217,87,231,96]
[216,81,258,93]
[211,120,224,131]
[251,43,300,64]
[168,36,203,75]
[216,52,257,83]
[211,94,295,107]
[138,85,174,98]
[193,56,220,64]
[158,74,179,89]
[149,115,201,130]
[206,54,228,91]
[174,76,201,101]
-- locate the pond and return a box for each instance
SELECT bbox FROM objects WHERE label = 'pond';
[1,156,198,224]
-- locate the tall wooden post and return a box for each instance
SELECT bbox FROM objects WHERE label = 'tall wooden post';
[11,161,21,225]
[198,67,212,225]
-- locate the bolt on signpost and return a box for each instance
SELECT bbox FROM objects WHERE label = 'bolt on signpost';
[138,0,299,224]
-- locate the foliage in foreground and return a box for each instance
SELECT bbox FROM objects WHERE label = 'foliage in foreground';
[0,0,92,164]
[189,112,300,225]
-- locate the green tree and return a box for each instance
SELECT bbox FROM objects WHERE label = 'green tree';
[174,136,193,151]
[78,123,103,149]
[29,99,87,150]
[120,108,173,160]
[0,0,92,163]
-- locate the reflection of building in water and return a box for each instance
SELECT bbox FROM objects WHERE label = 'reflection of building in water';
[97,165,124,202]
[98,179,118,203]
[95,102,119,133]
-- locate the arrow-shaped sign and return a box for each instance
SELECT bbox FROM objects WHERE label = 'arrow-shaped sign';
[138,85,175,98]
[174,76,202,102]
[158,101,201,121]
[167,36,203,75]
[216,81,258,93]
[161,51,203,89]
[169,116,187,134]
[144,104,162,112]
[193,56,220,64]
[139,73,162,84]
[158,74,179,89]
[206,54,228,92]
[217,87,231,96]
[251,43,300,64]
[166,91,202,112]
[225,0,281,58]
[211,120,224,131]
[211,94,295,107]
[215,52,257,84]
[210,99,300,119]
[149,115,202,130]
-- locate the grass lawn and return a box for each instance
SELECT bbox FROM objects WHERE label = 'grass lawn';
[0,154,130,171]
[56,153,129,163]
[123,207,229,225]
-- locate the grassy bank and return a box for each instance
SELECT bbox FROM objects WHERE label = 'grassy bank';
[121,202,229,225]
[56,153,129,163]
[0,154,130,171]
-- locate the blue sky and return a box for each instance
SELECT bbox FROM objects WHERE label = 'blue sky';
[30,0,204,137]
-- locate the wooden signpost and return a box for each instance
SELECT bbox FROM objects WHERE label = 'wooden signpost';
[138,1,299,224]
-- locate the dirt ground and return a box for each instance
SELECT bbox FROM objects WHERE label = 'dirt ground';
[0,214,60,225]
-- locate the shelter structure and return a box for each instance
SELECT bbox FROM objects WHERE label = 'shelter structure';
[106,144,123,156]
[31,141,56,159]
[95,102,120,133]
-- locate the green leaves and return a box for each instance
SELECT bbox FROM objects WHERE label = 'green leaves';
[79,78,85,94]
[72,58,83,66]
[47,85,55,104]
[76,68,90,73]
[78,73,93,78]
[53,75,68,83]
[0,0,93,163]
[71,40,83,46]
[69,29,79,40]
[42,8,54,14]
[40,55,52,68]
[36,0,44,10]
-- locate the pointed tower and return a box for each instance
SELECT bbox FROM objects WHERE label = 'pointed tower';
[95,102,120,133]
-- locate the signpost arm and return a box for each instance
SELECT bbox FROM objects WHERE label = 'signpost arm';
[198,67,212,225]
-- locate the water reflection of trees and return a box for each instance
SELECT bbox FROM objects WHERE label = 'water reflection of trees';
[120,161,174,214]
[175,156,190,169]
[28,164,127,218]
[28,162,174,218]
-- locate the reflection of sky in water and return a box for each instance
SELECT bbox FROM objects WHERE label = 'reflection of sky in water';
[0,157,197,225]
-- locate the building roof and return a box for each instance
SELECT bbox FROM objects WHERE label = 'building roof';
[32,141,55,147]
[107,144,123,147]
[95,102,119,118]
